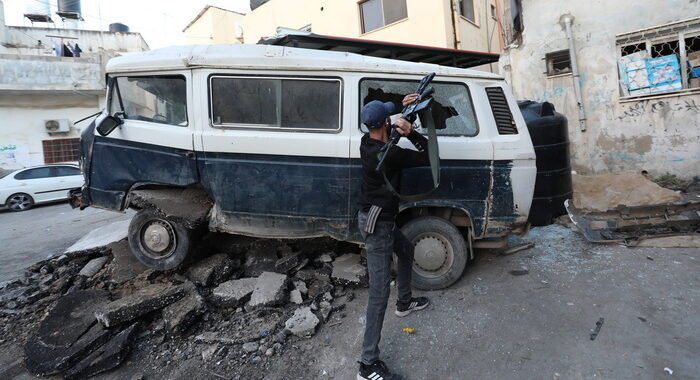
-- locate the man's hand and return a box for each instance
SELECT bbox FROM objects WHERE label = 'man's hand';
[402,93,419,107]
[395,117,412,136]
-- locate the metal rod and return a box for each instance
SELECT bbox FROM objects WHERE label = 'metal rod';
[563,15,587,132]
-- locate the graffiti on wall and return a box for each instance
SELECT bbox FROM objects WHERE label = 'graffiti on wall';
[618,98,700,120]
[0,144,30,169]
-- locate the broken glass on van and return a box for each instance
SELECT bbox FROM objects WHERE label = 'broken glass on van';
[360,79,479,136]
[109,76,187,126]
[210,77,341,130]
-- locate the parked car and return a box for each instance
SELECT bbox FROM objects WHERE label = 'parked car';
[71,44,536,289]
[1,164,83,211]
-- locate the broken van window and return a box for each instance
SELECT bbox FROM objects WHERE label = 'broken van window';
[210,77,341,131]
[109,76,187,126]
[360,79,479,136]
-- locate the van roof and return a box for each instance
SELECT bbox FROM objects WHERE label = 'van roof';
[106,44,503,80]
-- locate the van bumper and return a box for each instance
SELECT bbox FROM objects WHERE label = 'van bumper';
[69,187,90,210]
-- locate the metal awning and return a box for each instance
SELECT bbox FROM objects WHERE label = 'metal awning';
[259,33,499,69]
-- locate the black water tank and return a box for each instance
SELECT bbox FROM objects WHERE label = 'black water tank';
[109,23,130,33]
[518,101,573,226]
[250,0,271,11]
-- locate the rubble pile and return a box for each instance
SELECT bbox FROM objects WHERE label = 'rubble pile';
[0,235,367,379]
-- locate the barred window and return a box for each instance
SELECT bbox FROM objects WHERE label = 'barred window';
[42,138,79,164]
[616,17,700,97]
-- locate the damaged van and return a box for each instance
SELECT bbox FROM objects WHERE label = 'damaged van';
[71,44,536,290]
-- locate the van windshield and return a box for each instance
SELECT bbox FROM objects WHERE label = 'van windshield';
[109,75,188,126]
[360,79,479,136]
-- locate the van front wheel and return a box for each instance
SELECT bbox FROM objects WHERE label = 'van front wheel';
[128,209,193,270]
[401,216,468,290]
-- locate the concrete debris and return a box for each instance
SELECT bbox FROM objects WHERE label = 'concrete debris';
[247,272,287,308]
[285,307,320,338]
[79,256,110,277]
[307,279,334,299]
[242,342,259,353]
[64,323,139,380]
[572,173,683,212]
[201,344,219,361]
[95,283,190,327]
[187,253,236,287]
[212,278,258,307]
[64,219,130,254]
[319,301,333,322]
[107,240,149,284]
[162,292,206,335]
[331,254,368,286]
[293,279,308,295]
[24,289,111,376]
[275,252,304,274]
[244,241,280,277]
[318,254,333,263]
[289,289,304,304]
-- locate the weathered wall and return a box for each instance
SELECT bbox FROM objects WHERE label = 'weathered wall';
[0,93,103,168]
[499,0,700,177]
[184,7,245,45]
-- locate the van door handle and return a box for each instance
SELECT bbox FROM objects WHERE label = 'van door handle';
[184,151,195,159]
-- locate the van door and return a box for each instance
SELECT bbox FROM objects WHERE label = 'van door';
[196,72,350,239]
[353,77,495,237]
[89,72,198,210]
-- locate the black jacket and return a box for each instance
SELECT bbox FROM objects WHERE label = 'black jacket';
[358,130,430,220]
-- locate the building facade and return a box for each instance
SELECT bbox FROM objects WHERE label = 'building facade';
[183,5,245,45]
[186,0,503,72]
[499,0,700,177]
[0,0,149,169]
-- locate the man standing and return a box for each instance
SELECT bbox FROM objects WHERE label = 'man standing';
[356,96,431,380]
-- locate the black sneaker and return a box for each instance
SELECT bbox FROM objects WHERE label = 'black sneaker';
[395,297,429,317]
[357,360,402,380]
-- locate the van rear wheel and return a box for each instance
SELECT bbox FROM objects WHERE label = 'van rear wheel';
[128,209,194,270]
[401,216,468,290]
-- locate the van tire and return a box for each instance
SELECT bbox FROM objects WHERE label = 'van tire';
[128,209,194,270]
[401,216,468,290]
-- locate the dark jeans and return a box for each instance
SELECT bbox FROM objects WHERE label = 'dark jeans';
[357,210,415,364]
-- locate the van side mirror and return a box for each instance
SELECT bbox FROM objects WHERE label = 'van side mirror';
[96,115,123,136]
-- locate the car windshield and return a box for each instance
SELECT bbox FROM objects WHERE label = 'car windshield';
[0,168,12,179]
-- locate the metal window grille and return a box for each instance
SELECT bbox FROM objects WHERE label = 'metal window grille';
[485,87,518,135]
[616,17,700,97]
[545,50,572,76]
[42,138,80,164]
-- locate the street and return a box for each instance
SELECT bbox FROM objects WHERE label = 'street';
[0,202,133,283]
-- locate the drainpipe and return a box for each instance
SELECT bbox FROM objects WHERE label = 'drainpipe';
[450,0,462,49]
[561,14,586,132]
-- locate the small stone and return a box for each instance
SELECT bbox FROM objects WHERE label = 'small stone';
[319,301,332,321]
[79,257,110,277]
[293,280,308,295]
[290,289,303,304]
[251,355,262,363]
[39,265,53,276]
[273,330,288,343]
[285,307,320,338]
[322,292,333,302]
[265,348,274,357]
[318,254,333,263]
[331,254,368,286]
[242,342,259,353]
[274,252,303,274]
[202,344,220,361]
[308,280,334,299]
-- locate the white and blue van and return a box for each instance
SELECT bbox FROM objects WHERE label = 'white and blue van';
[72,44,536,289]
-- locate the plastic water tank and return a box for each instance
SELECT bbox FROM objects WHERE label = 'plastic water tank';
[109,23,130,33]
[57,0,81,19]
[518,100,573,226]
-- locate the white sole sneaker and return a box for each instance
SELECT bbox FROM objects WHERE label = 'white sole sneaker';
[394,301,429,317]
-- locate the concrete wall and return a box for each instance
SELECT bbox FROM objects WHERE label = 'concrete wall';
[499,0,700,177]
[0,93,103,168]
[3,25,149,54]
[184,7,245,45]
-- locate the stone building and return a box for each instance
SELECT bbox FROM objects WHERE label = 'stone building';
[0,0,149,169]
[498,0,700,177]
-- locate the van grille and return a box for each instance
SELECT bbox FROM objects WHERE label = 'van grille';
[485,87,518,135]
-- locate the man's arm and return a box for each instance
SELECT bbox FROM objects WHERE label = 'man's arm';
[382,118,430,169]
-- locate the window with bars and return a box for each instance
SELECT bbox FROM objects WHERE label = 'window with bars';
[545,50,572,76]
[617,18,700,97]
[42,138,80,164]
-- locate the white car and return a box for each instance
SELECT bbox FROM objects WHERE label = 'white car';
[0,164,84,212]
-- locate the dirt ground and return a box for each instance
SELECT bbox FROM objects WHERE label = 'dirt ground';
[1,223,698,380]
